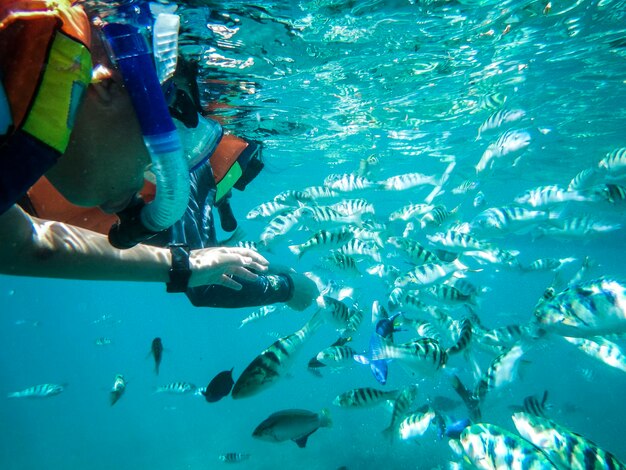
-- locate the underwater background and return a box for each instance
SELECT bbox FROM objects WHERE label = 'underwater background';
[2,0,626,468]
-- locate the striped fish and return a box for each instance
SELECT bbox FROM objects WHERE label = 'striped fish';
[218,453,251,463]
[461,423,557,469]
[447,318,473,355]
[231,310,325,399]
[394,259,468,288]
[273,190,313,205]
[288,228,353,258]
[333,387,399,408]
[471,205,555,235]
[473,344,525,402]
[382,172,439,191]
[514,185,592,208]
[337,238,381,262]
[315,345,358,367]
[424,284,476,308]
[420,205,458,229]
[398,407,436,441]
[320,252,360,276]
[563,335,626,373]
[373,337,448,375]
[426,230,492,253]
[324,173,382,192]
[477,108,526,138]
[302,185,338,200]
[246,201,292,220]
[521,257,576,273]
[388,237,440,265]
[475,129,531,173]
[321,296,362,334]
[300,205,360,225]
[598,147,626,176]
[568,167,599,191]
[534,278,626,337]
[513,412,626,470]
[602,183,626,203]
[330,198,375,217]
[510,390,550,418]
[239,305,278,328]
[534,216,621,239]
[154,382,197,394]
[382,384,420,440]
[389,203,434,222]
[7,383,65,399]
[259,210,302,245]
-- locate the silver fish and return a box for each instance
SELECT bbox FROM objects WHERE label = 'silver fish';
[110,374,126,406]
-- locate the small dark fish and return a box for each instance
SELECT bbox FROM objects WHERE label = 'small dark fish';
[429,395,462,412]
[201,368,235,403]
[444,417,471,439]
[151,337,163,375]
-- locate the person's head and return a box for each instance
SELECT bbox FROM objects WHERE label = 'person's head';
[45,21,151,213]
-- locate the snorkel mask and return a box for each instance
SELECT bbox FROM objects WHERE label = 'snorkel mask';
[99,3,222,248]
[100,1,262,240]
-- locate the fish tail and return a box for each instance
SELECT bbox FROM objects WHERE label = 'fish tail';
[288,244,302,257]
[305,308,326,335]
[319,408,332,428]
[381,425,396,443]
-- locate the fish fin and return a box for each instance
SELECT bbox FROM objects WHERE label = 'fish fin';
[353,354,370,365]
[293,430,316,448]
[288,244,302,257]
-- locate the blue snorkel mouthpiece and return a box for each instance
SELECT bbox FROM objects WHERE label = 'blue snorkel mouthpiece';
[102,22,190,249]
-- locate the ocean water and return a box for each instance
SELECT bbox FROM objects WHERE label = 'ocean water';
[2,0,626,469]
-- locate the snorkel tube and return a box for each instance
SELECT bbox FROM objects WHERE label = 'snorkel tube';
[102,22,190,249]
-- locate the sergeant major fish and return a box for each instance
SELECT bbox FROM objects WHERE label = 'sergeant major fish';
[475,129,531,173]
[7,383,65,399]
[154,382,196,394]
[333,387,399,408]
[232,310,326,399]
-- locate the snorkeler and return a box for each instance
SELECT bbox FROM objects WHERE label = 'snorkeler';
[0,0,268,290]
[1,0,319,309]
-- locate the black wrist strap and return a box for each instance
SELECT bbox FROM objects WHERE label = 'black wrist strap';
[166,244,192,293]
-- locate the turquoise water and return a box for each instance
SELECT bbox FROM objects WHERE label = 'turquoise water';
[2,0,626,468]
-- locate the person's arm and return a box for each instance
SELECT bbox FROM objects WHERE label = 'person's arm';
[0,205,268,288]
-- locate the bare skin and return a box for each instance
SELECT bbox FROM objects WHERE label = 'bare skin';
[0,205,269,289]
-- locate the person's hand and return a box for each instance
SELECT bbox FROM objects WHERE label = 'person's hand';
[285,271,321,311]
[188,247,269,290]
